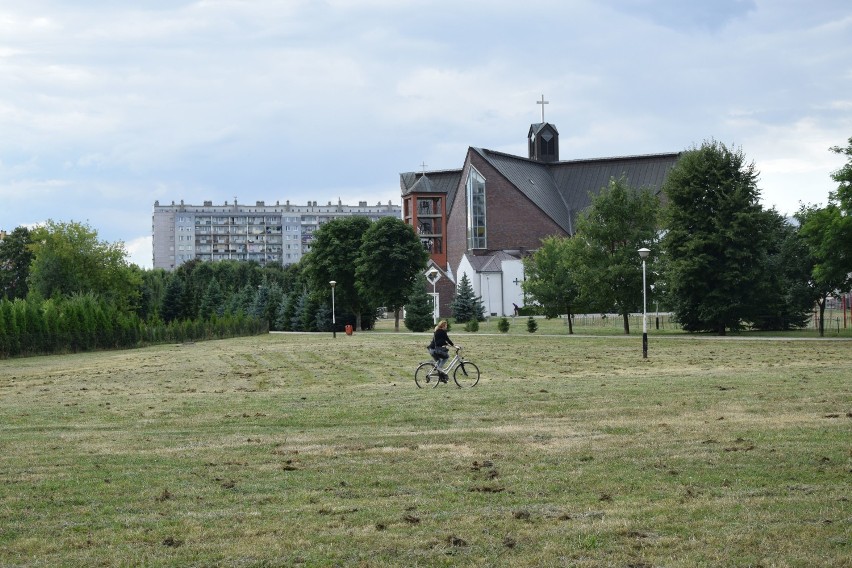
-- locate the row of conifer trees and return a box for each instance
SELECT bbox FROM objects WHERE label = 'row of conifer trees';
[0,293,267,359]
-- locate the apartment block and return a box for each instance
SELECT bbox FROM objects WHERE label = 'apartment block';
[152,198,401,270]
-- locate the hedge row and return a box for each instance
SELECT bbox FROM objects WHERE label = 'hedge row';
[0,295,267,359]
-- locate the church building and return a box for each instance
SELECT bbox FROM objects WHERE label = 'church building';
[400,105,680,319]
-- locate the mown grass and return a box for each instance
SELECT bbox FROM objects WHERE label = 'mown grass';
[0,331,850,567]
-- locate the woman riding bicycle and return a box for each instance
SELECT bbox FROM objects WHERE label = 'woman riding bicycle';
[428,320,456,382]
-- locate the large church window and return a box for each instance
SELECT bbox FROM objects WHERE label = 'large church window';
[466,168,486,249]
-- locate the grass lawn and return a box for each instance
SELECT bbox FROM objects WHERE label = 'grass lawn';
[1,329,850,567]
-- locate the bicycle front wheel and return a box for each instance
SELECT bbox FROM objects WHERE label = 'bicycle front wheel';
[415,362,441,389]
[453,361,480,388]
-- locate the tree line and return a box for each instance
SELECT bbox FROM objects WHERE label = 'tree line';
[523,138,852,336]
[2,137,849,357]
[0,216,432,358]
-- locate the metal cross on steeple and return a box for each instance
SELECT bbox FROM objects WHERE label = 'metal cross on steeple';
[536,94,549,122]
[420,161,428,174]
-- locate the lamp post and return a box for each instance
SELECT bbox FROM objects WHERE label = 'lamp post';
[329,280,336,338]
[638,248,650,358]
[426,267,440,324]
[650,283,658,329]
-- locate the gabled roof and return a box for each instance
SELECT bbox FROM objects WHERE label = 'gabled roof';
[528,122,560,137]
[464,250,522,273]
[550,153,680,205]
[400,146,680,236]
[472,148,570,232]
[400,169,462,196]
[473,148,680,234]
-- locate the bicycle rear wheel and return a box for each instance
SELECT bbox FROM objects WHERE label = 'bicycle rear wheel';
[415,362,441,389]
[453,361,480,387]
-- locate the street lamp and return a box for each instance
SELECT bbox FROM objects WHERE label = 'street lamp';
[650,284,658,330]
[425,267,440,324]
[638,248,650,358]
[329,280,336,338]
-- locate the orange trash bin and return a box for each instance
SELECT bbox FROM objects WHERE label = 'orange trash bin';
[345,324,353,335]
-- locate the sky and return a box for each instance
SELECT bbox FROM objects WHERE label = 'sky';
[1,0,850,269]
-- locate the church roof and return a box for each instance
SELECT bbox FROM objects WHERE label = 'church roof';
[528,122,560,136]
[472,147,571,231]
[400,146,679,236]
[464,250,521,273]
[400,169,462,197]
[472,148,680,234]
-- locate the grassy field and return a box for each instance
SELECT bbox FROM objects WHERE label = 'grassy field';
[1,329,850,567]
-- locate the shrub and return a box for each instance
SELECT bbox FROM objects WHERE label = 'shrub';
[497,317,510,333]
[527,316,538,333]
[464,319,479,332]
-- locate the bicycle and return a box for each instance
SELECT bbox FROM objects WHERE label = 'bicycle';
[414,346,480,388]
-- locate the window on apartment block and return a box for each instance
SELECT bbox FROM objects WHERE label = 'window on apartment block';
[466,167,486,249]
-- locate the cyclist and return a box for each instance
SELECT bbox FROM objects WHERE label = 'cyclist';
[428,320,456,382]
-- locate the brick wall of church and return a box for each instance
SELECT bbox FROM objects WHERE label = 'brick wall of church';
[469,152,566,252]
[445,151,569,295]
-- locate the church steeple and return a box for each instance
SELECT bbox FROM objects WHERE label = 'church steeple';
[528,94,559,162]
[528,122,559,163]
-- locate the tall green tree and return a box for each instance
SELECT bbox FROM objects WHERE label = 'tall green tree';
[176,259,214,318]
[825,137,852,277]
[355,217,429,331]
[279,292,300,331]
[830,136,852,211]
[404,273,435,332]
[796,204,852,336]
[137,268,169,322]
[304,216,373,330]
[567,177,659,334]
[199,278,225,320]
[450,273,485,323]
[750,210,816,331]
[0,299,20,356]
[28,220,141,313]
[249,282,284,327]
[265,282,285,331]
[273,265,307,331]
[275,294,292,331]
[0,227,34,300]
[290,290,309,331]
[522,236,580,332]
[160,275,186,323]
[233,260,263,292]
[224,285,256,317]
[662,141,767,334]
[313,302,333,333]
[300,291,322,332]
[250,283,272,321]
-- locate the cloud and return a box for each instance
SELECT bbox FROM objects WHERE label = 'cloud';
[604,0,757,31]
[125,235,152,269]
[0,0,850,251]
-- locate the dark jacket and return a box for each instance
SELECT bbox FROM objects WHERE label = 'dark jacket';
[428,329,454,360]
[432,328,454,349]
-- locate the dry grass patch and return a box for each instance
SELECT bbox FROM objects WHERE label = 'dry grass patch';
[1,332,850,567]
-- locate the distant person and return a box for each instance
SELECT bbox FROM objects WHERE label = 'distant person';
[513,303,519,316]
[428,320,455,382]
